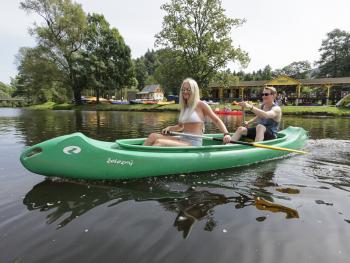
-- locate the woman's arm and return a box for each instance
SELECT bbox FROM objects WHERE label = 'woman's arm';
[162,123,184,134]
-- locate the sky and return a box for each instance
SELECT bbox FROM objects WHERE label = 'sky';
[1,0,350,84]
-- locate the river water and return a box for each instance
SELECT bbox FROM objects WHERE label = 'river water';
[0,108,349,263]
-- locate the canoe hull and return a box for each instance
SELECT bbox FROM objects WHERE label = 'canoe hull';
[20,127,308,180]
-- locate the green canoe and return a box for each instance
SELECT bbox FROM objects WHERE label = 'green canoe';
[20,126,307,180]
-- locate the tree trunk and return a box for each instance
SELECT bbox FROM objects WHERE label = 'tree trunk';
[96,89,100,104]
[74,89,82,105]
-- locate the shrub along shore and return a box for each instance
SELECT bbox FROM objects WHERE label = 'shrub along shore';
[26,102,350,117]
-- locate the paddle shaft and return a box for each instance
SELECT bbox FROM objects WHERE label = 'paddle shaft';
[169,131,307,154]
[232,101,245,126]
[242,106,245,126]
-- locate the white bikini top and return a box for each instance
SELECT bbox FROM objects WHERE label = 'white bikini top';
[180,108,204,123]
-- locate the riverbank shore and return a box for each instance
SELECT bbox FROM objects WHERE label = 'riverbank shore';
[26,102,350,117]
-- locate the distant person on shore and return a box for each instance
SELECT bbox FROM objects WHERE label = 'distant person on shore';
[277,94,283,105]
[223,105,232,112]
[143,78,232,146]
[232,86,282,142]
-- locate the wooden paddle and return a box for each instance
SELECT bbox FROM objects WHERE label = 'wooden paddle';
[241,105,246,126]
[169,131,307,154]
[232,101,246,126]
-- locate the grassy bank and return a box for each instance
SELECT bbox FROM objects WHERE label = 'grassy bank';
[27,102,350,117]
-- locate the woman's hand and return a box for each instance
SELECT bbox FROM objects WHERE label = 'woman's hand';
[162,126,171,135]
[223,134,231,144]
[236,101,251,109]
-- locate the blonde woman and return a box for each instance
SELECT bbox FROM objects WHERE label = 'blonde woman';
[233,86,282,142]
[143,78,232,146]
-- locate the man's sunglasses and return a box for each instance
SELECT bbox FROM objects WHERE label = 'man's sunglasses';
[262,93,272,96]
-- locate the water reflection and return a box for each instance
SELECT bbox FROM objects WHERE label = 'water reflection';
[23,179,234,236]
[3,109,350,146]
[255,197,299,219]
[13,110,246,146]
[23,159,301,238]
[16,110,182,144]
[161,189,230,238]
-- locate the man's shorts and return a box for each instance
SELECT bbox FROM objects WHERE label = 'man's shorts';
[245,127,277,141]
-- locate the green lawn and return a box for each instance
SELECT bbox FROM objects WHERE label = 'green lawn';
[281,105,350,116]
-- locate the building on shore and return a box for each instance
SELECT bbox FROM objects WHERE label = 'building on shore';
[136,84,164,101]
[209,75,350,105]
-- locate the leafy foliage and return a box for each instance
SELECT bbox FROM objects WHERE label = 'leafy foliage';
[0,82,14,97]
[14,47,68,103]
[20,0,88,103]
[133,49,161,90]
[155,0,249,92]
[154,49,188,94]
[275,61,312,79]
[80,13,134,101]
[17,0,135,104]
[211,69,238,89]
[134,58,148,90]
[316,29,350,77]
[234,62,311,81]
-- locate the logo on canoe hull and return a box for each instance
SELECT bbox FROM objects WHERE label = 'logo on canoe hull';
[106,157,133,167]
[63,146,81,155]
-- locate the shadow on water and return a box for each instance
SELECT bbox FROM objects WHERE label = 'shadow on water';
[23,159,300,238]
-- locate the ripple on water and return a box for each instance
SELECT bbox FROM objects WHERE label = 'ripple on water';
[302,139,350,192]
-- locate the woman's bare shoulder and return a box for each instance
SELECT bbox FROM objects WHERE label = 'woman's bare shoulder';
[197,100,210,108]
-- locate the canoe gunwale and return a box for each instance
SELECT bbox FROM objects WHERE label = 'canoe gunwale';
[115,132,289,152]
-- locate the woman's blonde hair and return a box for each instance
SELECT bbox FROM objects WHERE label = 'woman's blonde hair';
[178,78,200,123]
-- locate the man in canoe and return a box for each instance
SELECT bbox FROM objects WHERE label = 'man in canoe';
[232,86,282,142]
[143,78,232,146]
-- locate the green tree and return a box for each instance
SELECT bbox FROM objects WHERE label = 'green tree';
[261,65,273,80]
[154,49,188,95]
[20,0,88,104]
[233,70,245,81]
[134,57,148,90]
[155,0,249,94]
[316,29,350,77]
[281,61,311,79]
[233,65,273,81]
[14,47,68,103]
[134,49,161,90]
[0,82,14,97]
[272,68,283,78]
[144,49,160,76]
[81,13,134,102]
[211,69,238,88]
